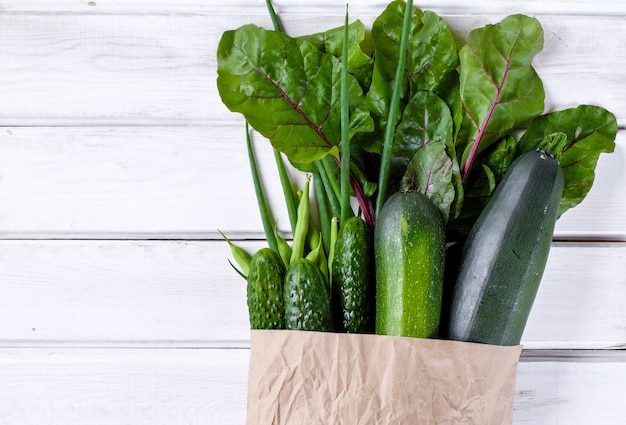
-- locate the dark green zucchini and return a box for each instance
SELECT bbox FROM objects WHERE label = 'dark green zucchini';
[446,148,564,346]
[246,248,286,329]
[331,216,374,333]
[374,191,446,338]
[284,258,334,331]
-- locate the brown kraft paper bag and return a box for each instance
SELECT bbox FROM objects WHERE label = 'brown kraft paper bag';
[247,330,522,425]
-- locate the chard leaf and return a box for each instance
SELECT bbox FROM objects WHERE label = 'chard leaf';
[401,142,455,222]
[482,135,518,182]
[297,20,373,89]
[393,91,454,167]
[448,135,517,238]
[457,14,545,181]
[369,1,458,99]
[394,90,463,221]
[361,0,459,153]
[518,105,617,216]
[216,24,373,166]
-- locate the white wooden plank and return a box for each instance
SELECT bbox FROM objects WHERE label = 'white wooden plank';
[0,240,623,349]
[553,137,626,241]
[0,126,298,239]
[2,0,626,16]
[0,13,213,126]
[514,353,626,423]
[0,240,252,346]
[522,242,626,350]
[0,13,624,126]
[0,348,248,425]
[0,347,624,424]
[0,127,622,240]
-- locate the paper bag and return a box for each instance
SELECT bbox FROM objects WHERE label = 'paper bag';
[247,330,522,425]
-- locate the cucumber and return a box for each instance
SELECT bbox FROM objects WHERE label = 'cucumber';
[446,148,564,346]
[374,191,446,338]
[284,258,334,331]
[331,216,374,333]
[246,248,287,329]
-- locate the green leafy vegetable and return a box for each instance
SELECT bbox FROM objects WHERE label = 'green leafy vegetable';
[297,20,373,89]
[363,0,459,154]
[219,0,618,340]
[401,142,455,222]
[393,91,454,168]
[457,14,545,182]
[518,105,617,216]
[394,90,457,220]
[217,24,373,166]
[447,136,517,237]
[375,0,415,218]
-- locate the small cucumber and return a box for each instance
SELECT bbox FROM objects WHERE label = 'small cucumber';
[374,191,446,338]
[446,148,564,346]
[331,216,374,333]
[284,258,334,332]
[246,248,286,329]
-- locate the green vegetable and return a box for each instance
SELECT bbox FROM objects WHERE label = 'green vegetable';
[363,0,459,156]
[518,105,617,217]
[374,191,446,338]
[446,136,566,346]
[246,248,287,329]
[456,14,545,182]
[220,2,618,343]
[284,258,334,332]
[331,216,374,333]
[375,0,415,217]
[290,175,311,265]
[216,23,373,166]
[219,230,251,278]
[245,123,279,253]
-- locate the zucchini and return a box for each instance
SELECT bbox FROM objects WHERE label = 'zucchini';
[284,258,334,331]
[374,191,446,338]
[446,147,564,346]
[246,248,287,329]
[331,216,374,333]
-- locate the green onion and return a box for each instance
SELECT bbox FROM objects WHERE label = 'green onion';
[340,5,352,223]
[375,0,414,218]
[290,175,311,265]
[245,123,279,253]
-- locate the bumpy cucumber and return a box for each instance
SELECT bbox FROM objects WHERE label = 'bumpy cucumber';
[284,258,334,332]
[331,216,374,333]
[374,191,446,338]
[446,149,564,346]
[246,248,286,329]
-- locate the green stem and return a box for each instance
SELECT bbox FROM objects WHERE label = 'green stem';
[246,123,278,252]
[263,0,297,234]
[340,5,352,223]
[316,159,341,220]
[327,217,339,288]
[274,149,298,234]
[375,0,414,218]
[313,172,332,254]
[290,175,311,265]
[537,132,568,163]
[265,0,283,32]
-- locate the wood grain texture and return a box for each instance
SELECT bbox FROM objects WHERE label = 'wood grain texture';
[0,348,248,425]
[0,2,624,423]
[0,240,623,349]
[0,348,624,424]
[0,12,624,126]
[0,126,291,239]
[2,1,626,15]
[0,127,622,240]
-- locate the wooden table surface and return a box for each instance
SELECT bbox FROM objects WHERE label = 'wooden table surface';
[0,1,624,423]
